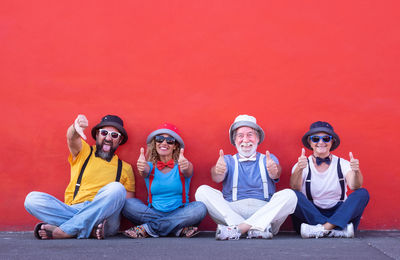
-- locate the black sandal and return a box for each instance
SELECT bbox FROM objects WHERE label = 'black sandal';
[34,223,54,240]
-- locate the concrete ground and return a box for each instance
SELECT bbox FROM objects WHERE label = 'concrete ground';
[0,231,399,260]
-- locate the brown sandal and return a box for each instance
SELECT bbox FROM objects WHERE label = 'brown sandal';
[179,226,200,238]
[123,225,149,239]
[91,220,106,240]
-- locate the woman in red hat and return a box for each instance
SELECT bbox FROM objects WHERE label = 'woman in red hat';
[122,123,207,238]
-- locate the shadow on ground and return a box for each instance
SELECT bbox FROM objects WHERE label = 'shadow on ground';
[1,231,399,259]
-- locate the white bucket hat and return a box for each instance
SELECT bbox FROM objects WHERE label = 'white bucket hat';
[229,115,265,145]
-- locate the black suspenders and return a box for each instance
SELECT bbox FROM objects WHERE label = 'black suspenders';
[305,159,313,202]
[73,146,122,200]
[337,159,345,201]
[116,159,122,182]
[305,157,345,202]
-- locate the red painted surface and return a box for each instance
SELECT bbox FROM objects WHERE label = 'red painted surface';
[1,1,399,231]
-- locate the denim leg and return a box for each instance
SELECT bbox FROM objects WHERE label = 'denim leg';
[59,182,126,238]
[146,201,207,237]
[24,191,79,226]
[291,190,328,233]
[123,200,207,237]
[327,188,370,230]
[104,208,122,237]
[122,198,167,225]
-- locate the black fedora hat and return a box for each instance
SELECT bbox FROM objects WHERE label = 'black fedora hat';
[302,121,340,151]
[91,115,128,145]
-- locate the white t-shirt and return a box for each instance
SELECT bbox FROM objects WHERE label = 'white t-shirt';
[291,155,351,209]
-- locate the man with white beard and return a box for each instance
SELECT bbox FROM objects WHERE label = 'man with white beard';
[195,115,297,240]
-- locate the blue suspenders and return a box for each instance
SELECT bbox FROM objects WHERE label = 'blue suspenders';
[305,157,345,202]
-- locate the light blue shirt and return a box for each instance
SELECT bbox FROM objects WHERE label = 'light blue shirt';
[222,152,279,202]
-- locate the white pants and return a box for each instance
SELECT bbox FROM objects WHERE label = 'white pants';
[195,185,297,234]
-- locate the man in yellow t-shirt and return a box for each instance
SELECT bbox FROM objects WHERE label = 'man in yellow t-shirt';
[25,114,135,239]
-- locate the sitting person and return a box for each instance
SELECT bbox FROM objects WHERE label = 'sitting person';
[24,114,135,239]
[195,115,297,240]
[290,121,369,238]
[122,123,207,238]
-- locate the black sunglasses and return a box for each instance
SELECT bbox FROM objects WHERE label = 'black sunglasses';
[155,135,176,145]
[310,135,332,143]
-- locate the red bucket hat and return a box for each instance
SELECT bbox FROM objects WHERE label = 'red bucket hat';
[146,123,184,148]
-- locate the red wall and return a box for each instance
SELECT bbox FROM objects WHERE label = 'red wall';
[1,1,399,231]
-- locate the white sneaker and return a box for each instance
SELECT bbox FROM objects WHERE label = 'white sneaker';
[215,224,241,240]
[300,224,329,239]
[247,227,273,239]
[327,223,355,238]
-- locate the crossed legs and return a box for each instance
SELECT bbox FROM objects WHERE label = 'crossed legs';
[24,182,126,239]
[122,198,207,237]
[195,185,298,237]
[291,188,370,233]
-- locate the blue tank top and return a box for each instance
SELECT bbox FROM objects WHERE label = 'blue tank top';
[144,162,191,212]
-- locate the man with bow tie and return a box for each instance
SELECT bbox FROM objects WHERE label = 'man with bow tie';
[290,121,369,238]
[195,115,298,240]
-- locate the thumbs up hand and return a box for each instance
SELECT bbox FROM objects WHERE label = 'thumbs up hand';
[137,147,147,173]
[215,149,227,175]
[266,151,278,176]
[349,152,360,173]
[298,148,308,170]
[74,114,88,140]
[178,149,189,171]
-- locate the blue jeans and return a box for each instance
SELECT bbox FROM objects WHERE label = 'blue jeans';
[291,188,370,233]
[122,198,207,237]
[24,182,126,238]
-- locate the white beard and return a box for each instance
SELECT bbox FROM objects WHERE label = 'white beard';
[236,142,258,158]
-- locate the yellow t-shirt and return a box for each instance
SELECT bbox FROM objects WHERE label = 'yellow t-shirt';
[64,140,135,205]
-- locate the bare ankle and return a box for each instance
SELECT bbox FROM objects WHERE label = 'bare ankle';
[52,227,73,239]
[323,223,336,231]
[237,223,251,234]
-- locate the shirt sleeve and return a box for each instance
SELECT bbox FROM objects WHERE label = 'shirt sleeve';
[340,158,352,178]
[68,139,90,166]
[121,163,135,192]
[291,163,298,174]
[223,155,231,180]
[148,161,154,173]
